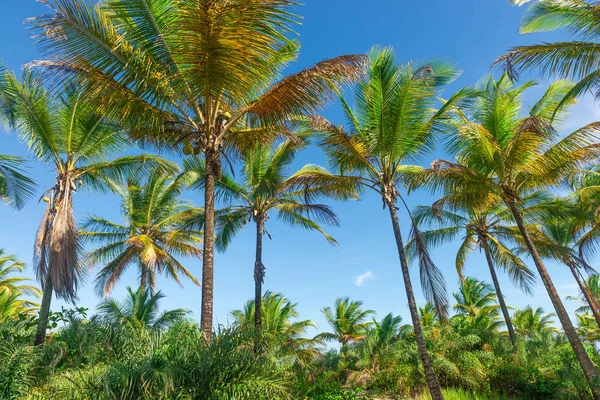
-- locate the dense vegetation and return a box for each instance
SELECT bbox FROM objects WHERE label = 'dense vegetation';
[2,0,600,398]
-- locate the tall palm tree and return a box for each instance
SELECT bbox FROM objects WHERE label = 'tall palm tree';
[231,291,320,361]
[496,0,600,110]
[185,135,354,331]
[315,47,471,400]
[416,74,600,396]
[0,155,35,210]
[0,69,174,346]
[451,277,503,334]
[409,201,535,343]
[98,286,189,330]
[317,297,375,352]
[29,0,366,338]
[81,170,202,296]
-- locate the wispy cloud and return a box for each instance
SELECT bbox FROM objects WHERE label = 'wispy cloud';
[355,270,374,287]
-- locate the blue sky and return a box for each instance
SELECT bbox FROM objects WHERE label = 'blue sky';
[1,0,598,336]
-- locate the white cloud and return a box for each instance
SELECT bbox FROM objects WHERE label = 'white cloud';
[355,270,374,287]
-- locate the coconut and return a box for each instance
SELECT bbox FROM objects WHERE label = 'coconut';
[43,197,50,203]
[183,143,194,155]
[192,146,201,156]
[223,111,232,120]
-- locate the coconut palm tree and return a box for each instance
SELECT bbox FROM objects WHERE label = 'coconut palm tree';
[526,211,600,329]
[81,169,202,296]
[357,313,411,373]
[98,286,189,331]
[451,278,503,335]
[0,155,35,210]
[409,201,535,343]
[513,306,559,340]
[29,0,366,338]
[231,291,320,361]
[0,68,175,346]
[185,134,355,332]
[415,74,600,396]
[0,250,40,298]
[317,297,375,352]
[0,65,36,209]
[315,47,471,399]
[419,303,440,329]
[0,250,40,322]
[496,0,600,110]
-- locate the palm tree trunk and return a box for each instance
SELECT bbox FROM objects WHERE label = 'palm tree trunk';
[568,261,600,329]
[481,237,517,344]
[254,217,265,331]
[140,267,147,294]
[34,276,53,346]
[507,200,600,399]
[201,164,216,340]
[386,199,444,400]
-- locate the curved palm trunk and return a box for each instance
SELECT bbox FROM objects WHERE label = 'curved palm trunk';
[507,200,600,399]
[567,261,600,329]
[34,276,53,346]
[386,200,444,400]
[201,167,216,340]
[254,217,265,331]
[481,237,517,344]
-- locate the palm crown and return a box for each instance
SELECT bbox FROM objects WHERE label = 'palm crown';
[318,297,375,347]
[81,169,203,296]
[410,201,535,294]
[497,0,600,110]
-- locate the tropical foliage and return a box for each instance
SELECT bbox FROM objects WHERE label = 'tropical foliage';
[3,0,600,399]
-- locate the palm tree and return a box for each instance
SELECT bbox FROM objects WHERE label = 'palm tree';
[185,135,354,332]
[0,290,38,323]
[513,306,558,340]
[81,170,202,296]
[451,278,503,334]
[317,297,375,352]
[409,201,535,343]
[30,0,366,338]
[0,69,175,346]
[315,47,471,399]
[0,155,35,210]
[0,250,40,298]
[0,250,40,322]
[416,74,600,395]
[98,286,189,330]
[231,291,320,361]
[527,211,600,329]
[0,65,36,210]
[357,313,411,373]
[496,0,600,110]
[419,303,440,329]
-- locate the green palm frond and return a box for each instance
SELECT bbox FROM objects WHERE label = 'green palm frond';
[0,155,36,210]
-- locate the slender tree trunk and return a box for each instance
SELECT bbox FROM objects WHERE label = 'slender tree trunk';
[568,262,600,329]
[507,200,600,398]
[201,166,216,340]
[254,217,265,331]
[140,267,147,294]
[34,276,53,346]
[386,199,444,400]
[481,237,517,344]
